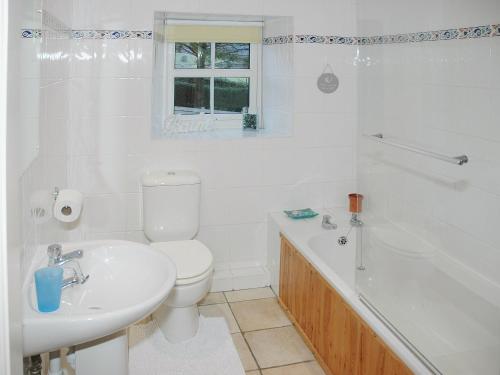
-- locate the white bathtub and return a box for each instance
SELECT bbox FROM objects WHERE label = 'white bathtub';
[267,208,432,375]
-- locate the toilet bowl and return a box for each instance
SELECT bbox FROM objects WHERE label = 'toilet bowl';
[150,240,213,342]
[141,170,213,343]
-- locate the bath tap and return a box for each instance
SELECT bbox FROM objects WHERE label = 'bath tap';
[47,244,89,287]
[322,214,337,230]
[350,213,363,227]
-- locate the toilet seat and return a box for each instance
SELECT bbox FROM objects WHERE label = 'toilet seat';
[152,240,213,285]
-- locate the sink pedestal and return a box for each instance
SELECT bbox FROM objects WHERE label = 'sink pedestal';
[75,330,128,375]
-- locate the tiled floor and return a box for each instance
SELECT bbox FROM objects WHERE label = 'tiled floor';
[198,287,326,375]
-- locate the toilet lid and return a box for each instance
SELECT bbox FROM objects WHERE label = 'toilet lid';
[151,240,213,280]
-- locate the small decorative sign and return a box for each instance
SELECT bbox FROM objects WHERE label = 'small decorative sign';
[317,64,339,94]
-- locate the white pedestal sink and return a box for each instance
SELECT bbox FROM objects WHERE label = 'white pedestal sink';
[23,240,177,374]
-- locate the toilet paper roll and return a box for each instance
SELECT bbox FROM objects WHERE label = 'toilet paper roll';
[53,189,83,223]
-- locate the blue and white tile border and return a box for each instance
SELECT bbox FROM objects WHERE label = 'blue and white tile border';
[263,35,294,45]
[21,29,152,40]
[21,29,42,39]
[71,30,153,40]
[292,24,499,45]
[22,23,499,44]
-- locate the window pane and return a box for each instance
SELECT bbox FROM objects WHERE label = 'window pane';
[174,77,210,114]
[215,43,250,69]
[214,77,250,114]
[175,43,211,69]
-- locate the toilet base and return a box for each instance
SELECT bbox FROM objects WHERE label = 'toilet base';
[154,304,200,343]
[152,274,212,343]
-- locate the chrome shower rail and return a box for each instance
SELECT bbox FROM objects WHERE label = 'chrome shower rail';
[365,133,469,166]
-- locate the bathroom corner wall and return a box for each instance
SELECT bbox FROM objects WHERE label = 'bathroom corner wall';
[60,0,358,291]
[5,0,41,369]
[5,0,65,370]
[19,0,73,278]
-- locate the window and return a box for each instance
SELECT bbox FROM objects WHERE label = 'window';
[167,40,261,129]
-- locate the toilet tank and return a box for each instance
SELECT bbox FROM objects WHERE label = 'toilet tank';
[142,170,201,242]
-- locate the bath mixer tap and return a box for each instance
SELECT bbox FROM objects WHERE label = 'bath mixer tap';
[350,213,363,227]
[47,244,89,287]
[322,215,337,230]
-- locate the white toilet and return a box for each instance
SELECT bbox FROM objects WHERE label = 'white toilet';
[142,170,213,343]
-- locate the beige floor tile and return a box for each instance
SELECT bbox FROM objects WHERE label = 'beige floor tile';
[261,361,326,375]
[199,292,226,305]
[246,371,261,375]
[244,326,314,368]
[199,303,240,333]
[230,298,290,332]
[232,333,258,371]
[225,287,275,302]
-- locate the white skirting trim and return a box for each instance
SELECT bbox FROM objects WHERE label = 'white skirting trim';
[210,265,270,292]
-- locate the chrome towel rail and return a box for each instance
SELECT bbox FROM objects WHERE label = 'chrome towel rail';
[365,133,469,166]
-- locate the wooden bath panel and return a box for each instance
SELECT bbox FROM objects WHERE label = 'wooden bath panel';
[279,234,413,375]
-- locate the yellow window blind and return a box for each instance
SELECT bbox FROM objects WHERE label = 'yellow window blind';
[165,25,262,43]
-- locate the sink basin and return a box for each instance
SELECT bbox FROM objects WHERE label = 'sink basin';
[23,240,176,356]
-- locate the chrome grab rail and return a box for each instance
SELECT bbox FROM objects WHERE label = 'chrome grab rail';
[365,133,469,166]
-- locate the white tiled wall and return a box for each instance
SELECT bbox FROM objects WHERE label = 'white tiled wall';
[357,0,499,36]
[358,35,500,290]
[9,0,75,369]
[6,0,44,370]
[17,1,358,290]
[20,1,73,278]
[357,0,500,288]
[356,0,500,373]
[56,0,358,290]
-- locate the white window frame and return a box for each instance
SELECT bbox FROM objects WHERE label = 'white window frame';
[167,41,262,129]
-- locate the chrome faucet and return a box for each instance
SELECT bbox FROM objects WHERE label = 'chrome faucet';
[47,244,89,288]
[350,213,363,227]
[47,243,83,266]
[321,214,337,230]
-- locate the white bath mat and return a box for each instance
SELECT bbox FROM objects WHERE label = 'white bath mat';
[129,316,246,375]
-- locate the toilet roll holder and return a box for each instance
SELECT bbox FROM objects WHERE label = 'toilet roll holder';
[52,187,60,201]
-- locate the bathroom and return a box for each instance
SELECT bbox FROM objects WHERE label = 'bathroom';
[0,0,499,374]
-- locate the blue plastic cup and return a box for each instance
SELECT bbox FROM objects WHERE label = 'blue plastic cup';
[34,266,63,313]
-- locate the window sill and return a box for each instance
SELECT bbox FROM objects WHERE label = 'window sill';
[152,127,291,140]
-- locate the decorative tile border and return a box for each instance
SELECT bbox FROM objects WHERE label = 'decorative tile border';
[72,30,152,40]
[21,29,42,39]
[293,24,499,45]
[21,28,152,40]
[263,35,293,45]
[22,23,499,44]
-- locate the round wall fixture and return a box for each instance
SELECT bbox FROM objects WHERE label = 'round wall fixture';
[317,64,339,94]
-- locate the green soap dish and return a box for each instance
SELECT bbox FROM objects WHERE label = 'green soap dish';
[284,208,319,219]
